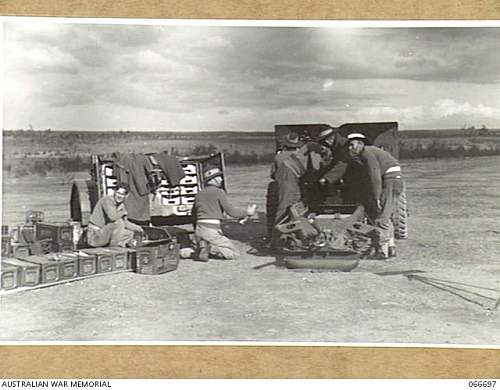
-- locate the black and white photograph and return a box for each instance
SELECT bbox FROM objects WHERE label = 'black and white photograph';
[1,19,499,345]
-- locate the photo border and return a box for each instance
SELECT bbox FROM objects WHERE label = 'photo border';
[1,0,500,378]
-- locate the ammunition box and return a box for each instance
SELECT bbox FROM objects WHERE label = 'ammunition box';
[142,226,172,241]
[162,241,180,272]
[11,243,31,258]
[29,240,53,256]
[180,196,195,205]
[135,247,164,274]
[36,222,73,244]
[21,255,60,284]
[49,242,75,253]
[80,248,113,274]
[64,251,97,276]
[182,164,197,175]
[78,252,97,276]
[103,247,131,271]
[2,258,40,287]
[25,210,44,224]
[45,253,79,280]
[1,265,19,290]
[12,225,36,244]
[1,235,11,258]
[135,240,179,274]
[179,175,197,185]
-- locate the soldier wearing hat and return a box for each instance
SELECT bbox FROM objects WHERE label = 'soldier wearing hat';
[192,166,257,261]
[270,132,304,180]
[345,132,403,259]
[271,135,328,231]
[317,127,350,186]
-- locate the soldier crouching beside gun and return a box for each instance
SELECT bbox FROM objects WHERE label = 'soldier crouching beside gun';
[192,167,257,262]
[87,182,144,248]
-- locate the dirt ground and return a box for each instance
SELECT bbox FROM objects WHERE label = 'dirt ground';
[1,157,500,344]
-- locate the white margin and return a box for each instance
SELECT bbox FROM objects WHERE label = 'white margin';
[0,15,499,349]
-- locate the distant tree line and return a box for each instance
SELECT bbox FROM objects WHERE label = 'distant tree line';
[3,140,500,178]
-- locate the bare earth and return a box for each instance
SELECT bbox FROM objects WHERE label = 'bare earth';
[1,157,500,344]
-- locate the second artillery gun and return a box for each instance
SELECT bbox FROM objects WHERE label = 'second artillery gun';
[266,122,408,270]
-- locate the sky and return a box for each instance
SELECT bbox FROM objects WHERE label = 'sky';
[2,21,500,131]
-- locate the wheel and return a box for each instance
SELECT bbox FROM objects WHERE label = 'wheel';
[265,181,279,237]
[70,179,98,226]
[393,189,408,239]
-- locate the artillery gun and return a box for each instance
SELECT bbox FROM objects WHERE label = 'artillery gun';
[266,122,408,269]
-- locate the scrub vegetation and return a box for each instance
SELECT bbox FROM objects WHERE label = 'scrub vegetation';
[3,128,500,177]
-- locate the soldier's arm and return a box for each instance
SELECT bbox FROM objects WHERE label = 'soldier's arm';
[362,150,382,202]
[321,160,348,184]
[123,218,144,233]
[218,190,248,219]
[101,197,127,221]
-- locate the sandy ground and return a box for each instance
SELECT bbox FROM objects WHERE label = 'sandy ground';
[1,157,500,344]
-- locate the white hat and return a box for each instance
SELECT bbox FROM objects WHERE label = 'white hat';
[318,127,335,140]
[347,133,367,143]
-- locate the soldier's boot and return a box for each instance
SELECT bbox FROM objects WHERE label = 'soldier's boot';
[388,246,397,258]
[369,242,389,260]
[194,239,210,262]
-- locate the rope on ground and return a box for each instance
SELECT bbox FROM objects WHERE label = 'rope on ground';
[406,274,500,311]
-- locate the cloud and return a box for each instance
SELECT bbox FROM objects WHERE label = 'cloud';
[432,99,500,118]
[5,43,79,74]
[355,105,425,126]
[3,23,500,131]
[323,79,334,90]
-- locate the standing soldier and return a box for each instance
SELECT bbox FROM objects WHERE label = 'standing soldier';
[270,132,304,180]
[272,138,328,226]
[317,127,350,186]
[192,166,257,262]
[346,133,404,259]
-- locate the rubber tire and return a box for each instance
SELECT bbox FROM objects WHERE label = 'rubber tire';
[70,179,98,226]
[265,181,279,237]
[393,190,408,240]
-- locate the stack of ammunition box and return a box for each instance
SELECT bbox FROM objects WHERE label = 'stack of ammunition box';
[0,247,135,291]
[2,258,41,287]
[101,164,117,196]
[1,214,181,292]
[157,162,199,216]
[35,222,74,253]
[80,247,131,274]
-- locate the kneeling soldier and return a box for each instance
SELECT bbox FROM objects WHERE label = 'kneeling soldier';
[192,167,256,261]
[87,183,144,248]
